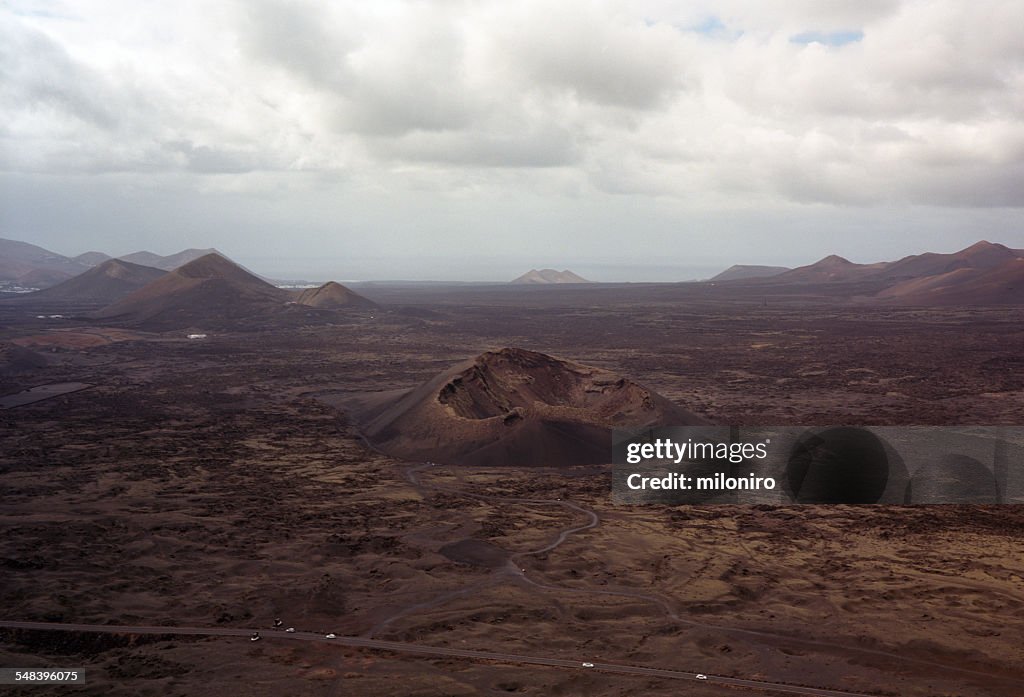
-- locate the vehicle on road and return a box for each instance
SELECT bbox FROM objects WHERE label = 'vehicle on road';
[582,662,594,668]
[325,633,337,639]
[250,632,260,642]
[695,673,707,680]
[285,627,296,633]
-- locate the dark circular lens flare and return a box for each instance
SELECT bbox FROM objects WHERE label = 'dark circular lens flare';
[786,427,890,504]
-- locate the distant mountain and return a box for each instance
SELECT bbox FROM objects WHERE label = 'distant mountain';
[511,269,591,284]
[95,253,291,329]
[73,251,113,267]
[772,255,888,284]
[867,240,1019,283]
[26,259,166,304]
[350,348,709,467]
[295,281,377,309]
[119,248,221,271]
[710,265,791,282]
[0,238,90,287]
[764,241,1023,290]
[0,239,263,293]
[8,267,75,288]
[745,240,1024,305]
[878,258,1024,305]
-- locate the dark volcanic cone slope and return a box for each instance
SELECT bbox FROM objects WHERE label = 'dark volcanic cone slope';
[94,253,290,329]
[354,348,710,467]
[773,255,885,283]
[296,282,376,309]
[879,257,1024,305]
[869,240,1019,283]
[26,259,165,303]
[119,248,220,271]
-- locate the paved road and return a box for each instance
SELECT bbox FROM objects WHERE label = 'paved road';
[0,620,875,697]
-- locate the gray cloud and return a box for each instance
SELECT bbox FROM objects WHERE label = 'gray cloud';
[0,16,118,130]
[2,0,1023,279]
[237,0,356,90]
[373,126,579,169]
[490,4,689,109]
[164,140,276,174]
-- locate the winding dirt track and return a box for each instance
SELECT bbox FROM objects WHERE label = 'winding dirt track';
[375,462,1021,690]
[4,462,1017,696]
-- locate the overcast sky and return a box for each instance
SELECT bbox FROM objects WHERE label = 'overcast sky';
[2,0,1023,281]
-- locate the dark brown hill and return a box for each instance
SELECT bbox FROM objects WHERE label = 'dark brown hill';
[94,253,290,329]
[7,267,74,287]
[119,248,221,271]
[26,259,165,304]
[869,241,1019,283]
[772,255,887,283]
[878,257,1024,305]
[710,265,790,282]
[0,238,89,287]
[351,347,710,467]
[295,282,377,309]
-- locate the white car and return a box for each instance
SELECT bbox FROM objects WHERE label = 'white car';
[581,662,594,668]
[325,633,337,639]
[695,673,708,680]
[285,627,296,633]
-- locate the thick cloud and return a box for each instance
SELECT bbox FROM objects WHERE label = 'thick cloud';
[1,0,1023,278]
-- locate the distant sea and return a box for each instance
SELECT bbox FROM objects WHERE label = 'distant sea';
[255,261,726,285]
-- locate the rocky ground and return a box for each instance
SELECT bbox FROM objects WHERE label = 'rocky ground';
[2,288,1023,696]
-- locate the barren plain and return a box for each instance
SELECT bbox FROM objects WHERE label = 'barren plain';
[2,283,1024,696]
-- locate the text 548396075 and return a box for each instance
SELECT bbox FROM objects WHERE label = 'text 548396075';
[0,669,85,684]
